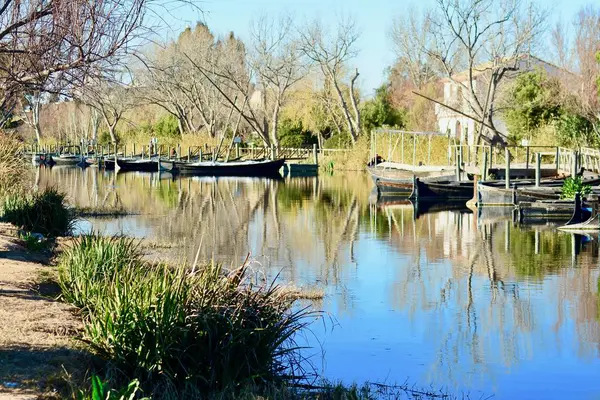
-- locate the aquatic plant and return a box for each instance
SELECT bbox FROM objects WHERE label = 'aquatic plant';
[58,235,319,395]
[560,176,592,199]
[2,188,75,236]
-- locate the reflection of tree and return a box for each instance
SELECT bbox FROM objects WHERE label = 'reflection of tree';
[379,205,600,386]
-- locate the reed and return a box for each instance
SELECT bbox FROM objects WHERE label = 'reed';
[2,188,75,236]
[58,235,319,396]
[0,134,29,196]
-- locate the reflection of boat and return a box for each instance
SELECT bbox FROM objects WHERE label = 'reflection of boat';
[159,159,285,177]
[104,158,159,172]
[376,196,471,218]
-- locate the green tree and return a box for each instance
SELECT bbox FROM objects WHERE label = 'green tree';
[361,85,406,133]
[504,70,561,143]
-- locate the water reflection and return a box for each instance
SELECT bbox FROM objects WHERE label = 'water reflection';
[39,166,600,399]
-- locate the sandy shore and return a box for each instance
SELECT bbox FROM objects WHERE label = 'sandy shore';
[0,224,83,399]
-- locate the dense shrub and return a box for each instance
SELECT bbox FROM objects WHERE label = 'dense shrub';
[560,176,592,200]
[2,188,75,236]
[278,119,317,148]
[58,235,317,395]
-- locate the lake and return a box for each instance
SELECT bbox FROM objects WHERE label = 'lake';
[38,166,600,399]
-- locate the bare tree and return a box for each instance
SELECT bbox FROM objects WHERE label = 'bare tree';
[551,6,600,136]
[299,18,362,144]
[81,78,135,144]
[421,0,545,145]
[20,91,43,143]
[390,8,437,90]
[249,14,306,146]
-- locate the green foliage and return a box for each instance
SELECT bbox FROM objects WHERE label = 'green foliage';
[2,188,75,236]
[77,375,145,400]
[560,176,592,200]
[361,85,406,133]
[504,71,561,143]
[278,118,317,148]
[153,114,180,139]
[58,235,317,394]
[555,113,598,148]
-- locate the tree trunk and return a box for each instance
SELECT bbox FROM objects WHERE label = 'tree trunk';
[332,77,358,144]
[32,99,42,143]
[108,124,117,144]
[349,69,361,135]
[270,102,281,148]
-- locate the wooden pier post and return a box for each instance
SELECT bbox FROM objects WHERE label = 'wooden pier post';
[235,143,240,159]
[571,150,577,176]
[133,143,136,157]
[124,144,127,157]
[250,143,255,159]
[188,146,191,161]
[505,148,511,190]
[270,144,275,160]
[455,148,461,181]
[555,147,560,172]
[313,143,318,165]
[525,146,530,170]
[177,144,181,160]
[412,134,417,166]
[535,152,541,187]
[199,147,203,162]
[481,151,488,181]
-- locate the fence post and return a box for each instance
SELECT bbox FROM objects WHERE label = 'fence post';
[535,152,541,188]
[412,134,417,166]
[428,135,432,165]
[313,143,318,165]
[401,132,405,164]
[505,148,511,190]
[482,151,488,181]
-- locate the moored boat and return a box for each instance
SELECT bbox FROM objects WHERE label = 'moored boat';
[50,154,88,167]
[368,166,415,197]
[159,159,285,177]
[413,177,474,200]
[103,157,159,172]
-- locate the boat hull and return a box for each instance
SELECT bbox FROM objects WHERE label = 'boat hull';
[414,178,474,200]
[160,159,285,177]
[104,158,159,172]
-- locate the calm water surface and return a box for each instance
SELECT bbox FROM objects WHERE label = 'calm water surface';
[38,166,600,399]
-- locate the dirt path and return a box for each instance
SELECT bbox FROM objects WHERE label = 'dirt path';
[0,224,84,399]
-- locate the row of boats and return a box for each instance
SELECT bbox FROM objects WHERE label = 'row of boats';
[32,153,287,177]
[368,163,600,231]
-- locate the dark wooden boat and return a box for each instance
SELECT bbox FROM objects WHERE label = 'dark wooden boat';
[413,177,474,200]
[159,159,285,177]
[103,157,159,172]
[520,194,593,224]
[558,194,599,231]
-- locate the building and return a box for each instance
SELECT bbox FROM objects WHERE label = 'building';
[435,54,563,145]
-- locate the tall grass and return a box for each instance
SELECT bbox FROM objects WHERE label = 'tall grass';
[2,188,75,236]
[58,235,318,396]
[0,134,28,195]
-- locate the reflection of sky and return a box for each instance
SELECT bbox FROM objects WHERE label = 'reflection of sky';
[52,169,600,399]
[308,230,600,399]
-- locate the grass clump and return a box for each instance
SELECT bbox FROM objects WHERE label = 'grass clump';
[2,188,75,236]
[58,234,318,397]
[0,134,29,195]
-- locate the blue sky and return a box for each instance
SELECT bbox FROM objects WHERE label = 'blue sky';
[162,0,595,97]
